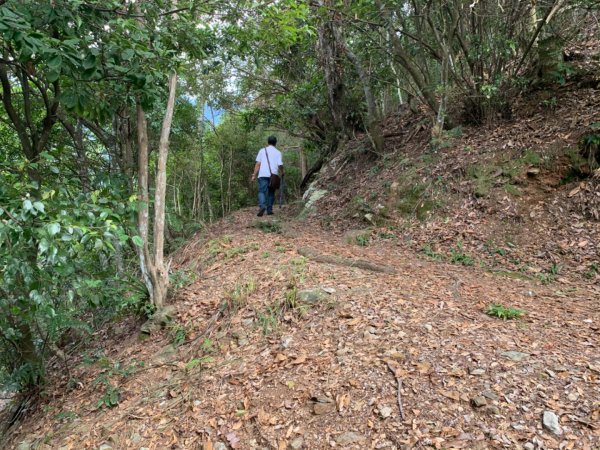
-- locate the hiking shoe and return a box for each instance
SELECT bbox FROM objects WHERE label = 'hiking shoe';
[267,212,274,216]
[257,208,266,217]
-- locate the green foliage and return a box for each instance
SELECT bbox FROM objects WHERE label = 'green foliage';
[355,234,370,246]
[421,244,444,261]
[486,304,524,320]
[584,263,598,280]
[0,164,134,390]
[92,359,139,409]
[169,323,187,347]
[258,307,279,336]
[449,243,474,266]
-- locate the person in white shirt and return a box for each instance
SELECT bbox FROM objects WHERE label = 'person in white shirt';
[251,136,284,216]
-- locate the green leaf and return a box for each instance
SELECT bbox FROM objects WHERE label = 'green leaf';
[47,54,62,70]
[47,223,61,236]
[33,201,45,213]
[121,48,135,61]
[23,199,33,211]
[131,235,144,247]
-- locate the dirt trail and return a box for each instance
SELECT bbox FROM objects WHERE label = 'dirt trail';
[9,208,600,450]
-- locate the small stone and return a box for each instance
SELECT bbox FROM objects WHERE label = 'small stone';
[281,336,293,349]
[322,287,336,294]
[424,323,433,332]
[335,432,366,446]
[482,390,499,401]
[470,368,485,375]
[543,410,562,435]
[379,406,393,419]
[501,351,529,361]
[213,443,227,450]
[16,443,31,450]
[98,445,113,450]
[527,167,540,176]
[471,396,487,408]
[523,443,535,450]
[290,437,304,449]
[131,433,142,443]
[568,392,579,401]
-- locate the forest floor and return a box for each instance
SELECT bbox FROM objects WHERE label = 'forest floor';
[6,204,600,450]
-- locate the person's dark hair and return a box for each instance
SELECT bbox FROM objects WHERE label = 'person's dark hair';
[267,135,277,146]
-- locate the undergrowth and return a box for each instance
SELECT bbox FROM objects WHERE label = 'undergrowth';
[486,303,525,320]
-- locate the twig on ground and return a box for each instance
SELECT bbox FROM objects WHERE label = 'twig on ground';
[385,360,405,421]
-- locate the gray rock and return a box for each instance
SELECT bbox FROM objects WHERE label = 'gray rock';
[290,437,304,449]
[482,390,499,401]
[379,406,393,419]
[336,432,366,446]
[471,396,487,408]
[523,443,535,450]
[214,442,227,450]
[543,410,562,435]
[131,433,142,443]
[241,318,254,327]
[303,188,328,213]
[470,368,485,375]
[98,445,113,450]
[16,443,31,450]
[501,351,529,361]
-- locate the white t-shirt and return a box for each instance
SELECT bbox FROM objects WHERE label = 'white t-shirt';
[256,145,283,177]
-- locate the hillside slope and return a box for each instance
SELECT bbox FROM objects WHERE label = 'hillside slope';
[306,78,599,286]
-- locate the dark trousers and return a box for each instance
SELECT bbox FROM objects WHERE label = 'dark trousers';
[258,177,275,213]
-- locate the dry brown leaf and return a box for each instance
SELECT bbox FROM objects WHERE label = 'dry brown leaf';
[292,354,307,364]
[440,390,461,401]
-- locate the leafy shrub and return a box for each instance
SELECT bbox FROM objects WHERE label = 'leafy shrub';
[486,304,524,320]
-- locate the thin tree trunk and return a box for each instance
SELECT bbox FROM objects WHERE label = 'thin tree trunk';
[136,103,159,307]
[299,147,308,180]
[152,71,178,309]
